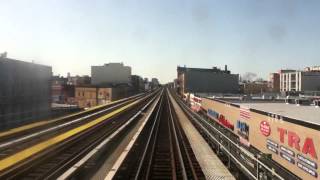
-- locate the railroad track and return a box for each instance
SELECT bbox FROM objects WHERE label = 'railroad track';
[0,93,144,149]
[113,88,205,180]
[0,90,161,179]
[169,89,299,180]
[0,93,145,165]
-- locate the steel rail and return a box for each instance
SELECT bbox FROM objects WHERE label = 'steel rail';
[167,90,202,179]
[0,91,159,179]
[0,94,143,150]
[56,91,160,180]
[0,93,144,139]
[104,89,163,179]
[112,89,205,179]
[166,92,188,180]
[134,91,164,180]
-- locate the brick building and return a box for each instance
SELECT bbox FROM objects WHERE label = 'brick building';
[242,81,269,94]
[52,76,75,104]
[268,73,280,92]
[75,85,131,108]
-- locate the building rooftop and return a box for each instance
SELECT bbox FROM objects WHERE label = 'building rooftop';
[91,62,131,68]
[205,93,320,126]
[235,101,320,126]
[0,57,51,69]
[177,65,231,74]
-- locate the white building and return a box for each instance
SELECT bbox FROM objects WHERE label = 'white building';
[91,63,131,85]
[280,68,320,92]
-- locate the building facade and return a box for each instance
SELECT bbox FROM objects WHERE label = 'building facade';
[280,68,320,92]
[177,65,239,95]
[131,75,144,94]
[91,63,131,85]
[242,81,269,94]
[268,73,280,92]
[75,87,98,108]
[52,76,75,104]
[97,88,112,105]
[66,73,91,86]
[75,85,130,108]
[151,78,160,86]
[0,57,52,129]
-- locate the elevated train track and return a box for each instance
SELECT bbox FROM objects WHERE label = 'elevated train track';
[170,89,300,180]
[0,95,145,162]
[0,90,161,179]
[0,87,243,180]
[0,93,144,145]
[112,89,205,180]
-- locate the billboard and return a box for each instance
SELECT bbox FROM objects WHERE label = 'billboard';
[201,98,320,179]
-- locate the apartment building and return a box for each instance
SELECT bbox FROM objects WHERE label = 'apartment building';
[280,68,320,92]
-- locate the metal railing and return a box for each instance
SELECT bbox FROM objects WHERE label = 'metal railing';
[172,91,299,180]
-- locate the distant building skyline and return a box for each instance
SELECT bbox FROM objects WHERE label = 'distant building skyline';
[1,0,320,83]
[91,63,132,85]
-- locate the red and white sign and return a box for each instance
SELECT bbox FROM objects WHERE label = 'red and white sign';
[240,106,250,120]
[278,128,318,160]
[260,121,271,136]
[190,94,202,112]
[192,96,202,103]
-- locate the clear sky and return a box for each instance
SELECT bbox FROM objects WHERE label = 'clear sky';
[1,0,320,83]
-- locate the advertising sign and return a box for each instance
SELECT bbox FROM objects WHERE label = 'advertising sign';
[260,121,271,137]
[200,97,320,179]
[240,106,250,120]
[264,127,319,179]
[237,120,250,147]
[190,94,202,112]
[218,114,234,131]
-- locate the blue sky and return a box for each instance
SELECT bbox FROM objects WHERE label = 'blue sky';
[0,0,320,83]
